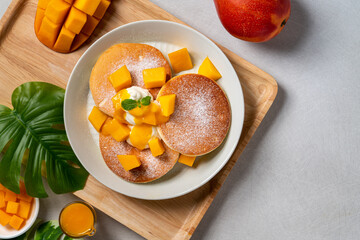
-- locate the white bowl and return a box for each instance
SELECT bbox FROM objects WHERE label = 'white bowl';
[0,198,40,239]
[64,20,244,200]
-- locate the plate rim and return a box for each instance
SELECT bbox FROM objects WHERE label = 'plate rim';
[64,20,245,200]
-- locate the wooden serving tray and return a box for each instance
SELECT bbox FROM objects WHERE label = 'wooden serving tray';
[0,0,278,239]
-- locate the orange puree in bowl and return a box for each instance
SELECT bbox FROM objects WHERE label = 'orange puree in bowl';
[59,202,96,237]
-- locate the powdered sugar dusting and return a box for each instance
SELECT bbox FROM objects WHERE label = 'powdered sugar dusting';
[100,134,179,183]
[158,74,231,156]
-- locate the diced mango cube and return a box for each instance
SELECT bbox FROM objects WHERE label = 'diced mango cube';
[148,138,165,157]
[38,16,62,48]
[129,125,153,150]
[6,201,19,214]
[35,8,45,34]
[64,0,74,4]
[117,155,141,171]
[168,48,193,73]
[73,0,102,16]
[158,94,176,117]
[155,111,169,124]
[198,57,222,81]
[0,183,5,191]
[81,15,100,36]
[9,215,24,230]
[150,102,160,113]
[64,7,87,34]
[18,200,31,219]
[143,67,166,89]
[70,32,88,51]
[38,0,50,9]
[0,191,5,209]
[0,209,12,226]
[44,0,71,24]
[128,105,150,117]
[54,26,76,52]
[110,119,130,142]
[178,155,196,167]
[142,112,157,126]
[93,0,110,19]
[109,65,132,92]
[100,118,112,136]
[88,106,108,132]
[114,105,129,124]
[4,189,17,202]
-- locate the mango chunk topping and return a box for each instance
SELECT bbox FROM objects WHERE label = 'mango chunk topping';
[143,67,166,89]
[129,125,153,150]
[198,57,222,81]
[168,48,193,73]
[158,94,176,117]
[109,65,132,92]
[142,112,157,126]
[110,119,130,142]
[88,106,108,132]
[178,155,196,167]
[148,138,165,157]
[117,155,141,171]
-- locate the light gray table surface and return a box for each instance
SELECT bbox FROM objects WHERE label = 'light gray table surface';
[1,0,360,239]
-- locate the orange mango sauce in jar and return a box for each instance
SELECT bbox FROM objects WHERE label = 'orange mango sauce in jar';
[59,202,96,238]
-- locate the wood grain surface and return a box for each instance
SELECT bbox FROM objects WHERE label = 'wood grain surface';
[0,0,277,239]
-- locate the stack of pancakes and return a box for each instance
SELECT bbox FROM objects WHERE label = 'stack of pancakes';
[90,43,231,183]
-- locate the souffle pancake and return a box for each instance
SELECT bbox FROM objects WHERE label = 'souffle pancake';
[157,74,231,156]
[90,43,172,116]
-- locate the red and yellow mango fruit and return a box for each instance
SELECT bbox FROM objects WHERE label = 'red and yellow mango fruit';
[35,0,111,53]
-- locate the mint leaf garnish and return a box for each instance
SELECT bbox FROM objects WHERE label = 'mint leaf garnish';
[121,99,138,110]
[141,96,151,106]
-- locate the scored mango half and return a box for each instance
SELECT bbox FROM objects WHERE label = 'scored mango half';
[35,0,111,53]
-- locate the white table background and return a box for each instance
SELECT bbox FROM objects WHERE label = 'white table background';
[1,0,360,239]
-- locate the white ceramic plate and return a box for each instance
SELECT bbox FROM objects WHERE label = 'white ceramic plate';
[0,198,39,239]
[64,20,244,200]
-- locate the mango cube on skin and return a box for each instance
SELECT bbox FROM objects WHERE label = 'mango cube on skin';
[38,16,62,48]
[178,155,196,167]
[54,26,76,52]
[93,0,111,19]
[110,119,130,142]
[168,48,193,73]
[143,67,166,89]
[9,215,24,230]
[198,57,222,81]
[0,209,12,226]
[88,106,108,132]
[142,112,157,126]
[109,65,132,92]
[81,15,100,36]
[148,138,165,157]
[6,201,19,214]
[117,155,141,171]
[38,0,51,9]
[18,200,31,219]
[0,191,5,209]
[74,0,102,16]
[64,7,87,34]
[44,0,71,24]
[158,94,176,117]
[35,8,45,34]
[4,189,17,202]
[70,33,88,51]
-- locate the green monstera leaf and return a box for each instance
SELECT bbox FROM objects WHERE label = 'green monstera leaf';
[0,82,88,198]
